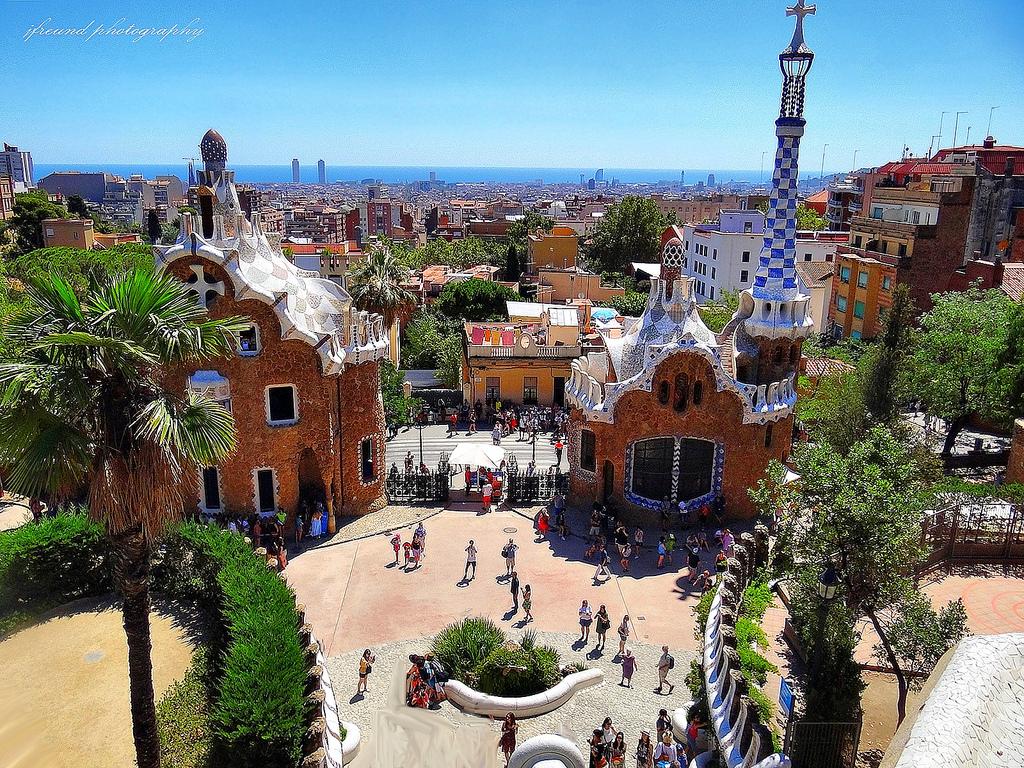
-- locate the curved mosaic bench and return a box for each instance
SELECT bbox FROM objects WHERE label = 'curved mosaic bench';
[509,734,587,768]
[444,667,604,718]
[699,528,790,768]
[298,617,353,768]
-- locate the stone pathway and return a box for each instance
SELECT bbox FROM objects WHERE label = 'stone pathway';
[327,631,696,768]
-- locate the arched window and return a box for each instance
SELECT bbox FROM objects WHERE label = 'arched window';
[658,380,670,405]
[692,380,704,406]
[199,193,214,239]
[630,438,675,501]
[673,374,689,412]
[629,437,714,504]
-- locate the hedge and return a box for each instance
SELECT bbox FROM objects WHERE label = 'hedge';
[0,510,112,628]
[156,523,309,768]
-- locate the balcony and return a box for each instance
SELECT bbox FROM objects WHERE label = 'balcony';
[837,245,902,268]
[467,343,580,359]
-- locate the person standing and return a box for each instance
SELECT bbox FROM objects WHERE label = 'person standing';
[483,480,493,514]
[635,730,653,768]
[633,526,645,556]
[620,648,636,688]
[656,709,672,741]
[522,584,533,623]
[554,438,564,466]
[492,423,502,446]
[653,731,679,768]
[665,531,675,564]
[687,546,701,580]
[500,713,518,767]
[503,538,518,575]
[509,571,520,613]
[609,732,627,767]
[617,615,631,656]
[657,646,675,695]
[390,532,401,565]
[595,605,611,650]
[356,648,375,695]
[578,599,593,643]
[464,539,478,581]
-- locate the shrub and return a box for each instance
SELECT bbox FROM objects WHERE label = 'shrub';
[431,617,506,685]
[157,648,213,768]
[0,510,111,616]
[747,684,776,727]
[693,583,717,639]
[476,642,561,698]
[741,577,774,622]
[156,523,308,768]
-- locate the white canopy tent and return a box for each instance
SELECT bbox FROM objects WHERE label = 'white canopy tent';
[447,443,506,468]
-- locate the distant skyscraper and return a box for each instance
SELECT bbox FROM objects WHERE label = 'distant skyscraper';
[580,173,585,186]
[707,173,716,187]
[595,168,605,182]
[1,142,34,190]
[429,170,436,182]
[317,159,326,184]
[187,159,196,187]
[291,158,300,183]
[680,170,685,185]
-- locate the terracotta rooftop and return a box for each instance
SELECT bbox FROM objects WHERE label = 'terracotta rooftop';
[999,262,1024,302]
[795,261,835,288]
[802,356,855,379]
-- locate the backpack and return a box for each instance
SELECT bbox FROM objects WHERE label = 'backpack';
[667,654,675,670]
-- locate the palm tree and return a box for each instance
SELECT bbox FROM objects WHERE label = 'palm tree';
[0,269,245,768]
[348,243,417,328]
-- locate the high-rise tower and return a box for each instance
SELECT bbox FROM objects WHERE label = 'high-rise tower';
[291,158,300,183]
[317,159,326,184]
[734,0,816,349]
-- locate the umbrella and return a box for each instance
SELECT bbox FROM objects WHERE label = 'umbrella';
[448,442,506,468]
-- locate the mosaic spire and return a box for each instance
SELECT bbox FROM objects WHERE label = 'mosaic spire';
[752,0,816,302]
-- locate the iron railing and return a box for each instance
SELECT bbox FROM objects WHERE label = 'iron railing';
[385,471,450,503]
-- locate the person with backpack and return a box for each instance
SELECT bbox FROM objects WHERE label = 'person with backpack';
[657,645,675,695]
[503,538,518,575]
[595,605,611,649]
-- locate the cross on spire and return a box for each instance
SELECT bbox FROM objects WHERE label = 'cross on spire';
[786,0,816,52]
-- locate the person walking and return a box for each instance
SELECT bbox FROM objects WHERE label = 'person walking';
[492,423,502,446]
[509,571,520,613]
[664,531,675,564]
[389,532,401,565]
[687,546,701,581]
[595,605,611,650]
[522,584,532,623]
[578,599,593,643]
[620,648,637,688]
[617,615,631,656]
[464,539,478,581]
[554,438,564,466]
[356,648,375,695]
[609,732,627,768]
[656,709,672,741]
[503,538,518,575]
[656,646,675,695]
[657,536,667,569]
[620,543,632,574]
[594,545,612,583]
[500,712,518,767]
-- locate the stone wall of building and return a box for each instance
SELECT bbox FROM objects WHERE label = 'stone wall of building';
[569,350,791,521]
[164,255,386,527]
[1006,418,1024,485]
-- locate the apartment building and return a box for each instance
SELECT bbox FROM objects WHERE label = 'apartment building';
[526,226,578,273]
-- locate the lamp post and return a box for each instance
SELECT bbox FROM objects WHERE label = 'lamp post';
[811,564,840,687]
[820,144,828,191]
[952,111,968,147]
[417,405,427,469]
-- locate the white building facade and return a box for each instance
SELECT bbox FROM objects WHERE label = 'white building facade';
[677,211,841,302]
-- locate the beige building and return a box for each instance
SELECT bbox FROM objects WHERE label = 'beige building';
[42,218,95,249]
[527,226,578,273]
[795,261,835,334]
[462,306,582,407]
[535,268,625,304]
[0,175,14,220]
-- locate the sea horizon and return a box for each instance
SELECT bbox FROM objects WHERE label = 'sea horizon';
[32,163,812,186]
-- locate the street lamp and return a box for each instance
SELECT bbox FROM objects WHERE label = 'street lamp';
[817,564,839,600]
[417,405,427,468]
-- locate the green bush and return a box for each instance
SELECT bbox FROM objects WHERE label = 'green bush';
[0,510,111,616]
[431,617,506,684]
[156,523,308,768]
[693,582,717,639]
[475,642,561,698]
[747,684,776,728]
[157,648,214,768]
[741,577,774,622]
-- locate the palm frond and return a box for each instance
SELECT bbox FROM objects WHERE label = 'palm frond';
[134,390,236,469]
[0,405,92,500]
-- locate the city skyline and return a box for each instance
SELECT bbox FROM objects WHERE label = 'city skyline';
[3,0,1021,170]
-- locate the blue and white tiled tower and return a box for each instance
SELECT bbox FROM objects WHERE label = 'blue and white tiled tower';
[738,0,816,342]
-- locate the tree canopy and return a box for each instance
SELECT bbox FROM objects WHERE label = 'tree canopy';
[7,191,69,255]
[5,243,155,297]
[434,278,522,322]
[585,196,668,274]
[906,286,1018,454]
[348,245,416,328]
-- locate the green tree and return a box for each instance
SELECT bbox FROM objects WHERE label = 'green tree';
[6,244,155,297]
[871,592,969,689]
[8,191,69,254]
[379,359,422,428]
[505,241,522,282]
[586,196,668,273]
[609,291,647,317]
[697,289,740,333]
[160,221,180,245]
[753,426,950,726]
[434,279,522,322]
[146,210,162,245]
[67,194,90,218]
[860,283,914,423]
[0,269,245,768]
[997,300,1024,418]
[907,286,1016,455]
[348,245,417,328]
[796,205,828,231]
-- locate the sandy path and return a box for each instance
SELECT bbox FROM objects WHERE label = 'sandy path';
[0,596,200,768]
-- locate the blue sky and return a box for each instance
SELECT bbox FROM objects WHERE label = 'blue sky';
[2,0,1021,170]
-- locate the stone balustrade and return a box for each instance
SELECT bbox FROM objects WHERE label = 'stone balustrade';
[443,667,604,718]
[698,527,790,768]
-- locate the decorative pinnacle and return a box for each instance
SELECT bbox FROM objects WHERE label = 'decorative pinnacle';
[785,0,816,53]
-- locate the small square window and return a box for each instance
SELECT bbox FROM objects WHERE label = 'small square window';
[837,295,848,312]
[741,270,749,283]
[804,253,812,262]
[853,235,862,248]
[266,385,298,425]
[361,437,375,481]
[882,276,892,291]
[840,266,851,283]
[742,251,750,263]
[857,271,868,288]
[854,300,865,319]
[238,325,260,356]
